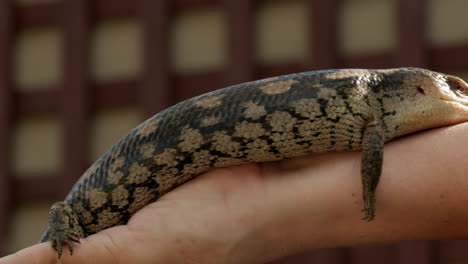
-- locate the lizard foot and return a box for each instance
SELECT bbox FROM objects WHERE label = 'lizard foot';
[46,201,84,258]
[361,194,376,221]
[361,207,375,221]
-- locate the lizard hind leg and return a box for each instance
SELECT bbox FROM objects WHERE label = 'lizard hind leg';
[46,201,85,258]
[360,117,384,221]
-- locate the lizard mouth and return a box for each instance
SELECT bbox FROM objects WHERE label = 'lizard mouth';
[444,75,468,107]
[447,75,468,97]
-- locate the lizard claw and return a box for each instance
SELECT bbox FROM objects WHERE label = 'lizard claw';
[361,206,375,221]
[51,229,80,258]
[45,202,84,258]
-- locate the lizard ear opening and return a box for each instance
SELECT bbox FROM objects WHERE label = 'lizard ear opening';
[417,86,425,95]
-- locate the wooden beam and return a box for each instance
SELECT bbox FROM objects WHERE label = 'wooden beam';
[93,80,140,108]
[16,2,62,28]
[258,62,306,78]
[308,0,338,69]
[62,0,91,193]
[11,40,468,117]
[438,241,468,263]
[339,53,395,69]
[174,0,219,9]
[271,248,348,264]
[397,241,437,264]
[224,0,255,85]
[430,44,468,72]
[91,0,136,20]
[0,0,14,254]
[139,0,172,118]
[14,81,140,117]
[14,89,61,117]
[395,0,427,67]
[13,175,62,204]
[17,0,219,28]
[10,35,468,115]
[348,245,397,264]
[173,71,225,101]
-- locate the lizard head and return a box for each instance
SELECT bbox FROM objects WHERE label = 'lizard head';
[381,68,468,137]
[438,74,468,104]
[417,70,468,106]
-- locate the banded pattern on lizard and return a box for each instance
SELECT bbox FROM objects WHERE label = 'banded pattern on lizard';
[39,68,468,258]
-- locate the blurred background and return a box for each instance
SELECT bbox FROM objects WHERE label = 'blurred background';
[1,0,468,262]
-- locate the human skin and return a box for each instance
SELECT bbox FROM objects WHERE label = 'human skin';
[1,122,468,264]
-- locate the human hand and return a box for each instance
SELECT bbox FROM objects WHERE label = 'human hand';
[2,123,468,264]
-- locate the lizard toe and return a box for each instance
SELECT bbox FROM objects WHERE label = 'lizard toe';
[45,201,85,258]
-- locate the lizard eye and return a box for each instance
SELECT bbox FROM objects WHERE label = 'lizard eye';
[447,77,468,97]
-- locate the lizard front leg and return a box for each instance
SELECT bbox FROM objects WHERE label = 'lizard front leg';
[44,201,84,258]
[360,117,384,221]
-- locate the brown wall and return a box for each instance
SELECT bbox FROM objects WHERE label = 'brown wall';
[2,0,468,262]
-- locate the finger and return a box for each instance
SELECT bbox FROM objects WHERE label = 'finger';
[1,226,134,264]
[53,226,130,264]
[0,243,58,264]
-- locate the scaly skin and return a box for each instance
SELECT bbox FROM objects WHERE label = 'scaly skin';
[39,68,468,258]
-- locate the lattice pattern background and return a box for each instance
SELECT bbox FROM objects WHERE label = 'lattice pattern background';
[1,0,468,262]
